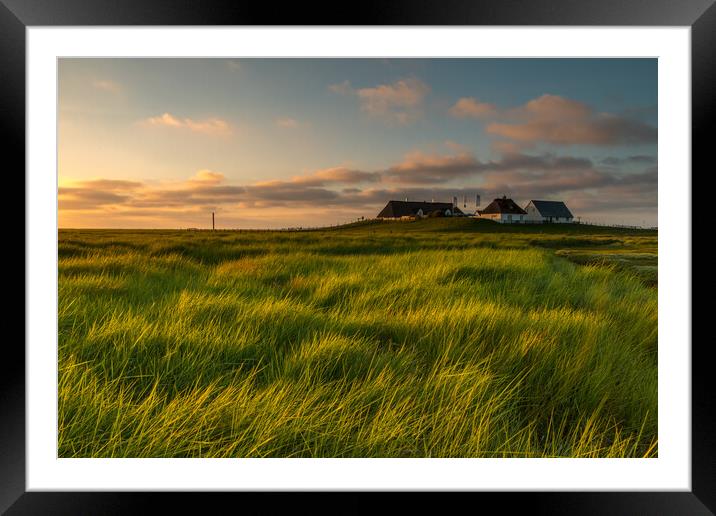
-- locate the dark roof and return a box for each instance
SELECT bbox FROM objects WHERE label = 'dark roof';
[478,197,527,215]
[528,200,574,219]
[377,200,464,218]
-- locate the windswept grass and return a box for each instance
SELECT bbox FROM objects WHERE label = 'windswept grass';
[58,219,657,457]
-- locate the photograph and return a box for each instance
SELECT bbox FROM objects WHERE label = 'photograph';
[57,57,659,459]
[0,0,709,504]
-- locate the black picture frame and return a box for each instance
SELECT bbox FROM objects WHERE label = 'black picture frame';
[4,1,710,513]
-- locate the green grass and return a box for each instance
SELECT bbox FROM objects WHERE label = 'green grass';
[58,218,658,458]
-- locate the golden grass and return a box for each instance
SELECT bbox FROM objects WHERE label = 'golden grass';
[58,220,657,457]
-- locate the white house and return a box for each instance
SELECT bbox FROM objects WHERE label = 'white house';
[477,196,527,223]
[524,200,574,223]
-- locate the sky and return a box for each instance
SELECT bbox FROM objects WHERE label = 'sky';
[58,58,658,228]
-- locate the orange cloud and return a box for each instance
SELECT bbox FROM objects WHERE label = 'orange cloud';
[144,113,233,136]
[449,97,497,119]
[486,94,657,145]
[357,78,429,124]
[331,78,430,125]
[384,150,480,184]
[58,148,657,228]
[58,188,133,210]
[188,169,226,185]
[490,140,530,155]
[290,167,380,186]
[59,164,379,214]
[72,179,143,191]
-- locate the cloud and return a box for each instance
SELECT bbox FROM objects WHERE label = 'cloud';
[289,167,381,186]
[481,152,593,173]
[59,164,379,213]
[143,113,233,136]
[244,184,340,203]
[251,167,380,190]
[72,179,143,191]
[188,169,226,185]
[383,150,481,184]
[476,164,657,212]
[608,166,658,190]
[379,146,595,186]
[328,80,353,95]
[447,94,656,148]
[331,78,430,125]
[59,148,656,226]
[244,166,380,202]
[337,186,478,207]
[276,117,299,129]
[58,187,133,210]
[490,141,531,155]
[485,94,657,146]
[557,169,658,224]
[372,146,656,219]
[449,97,497,119]
[478,169,611,200]
[92,79,122,94]
[599,155,657,166]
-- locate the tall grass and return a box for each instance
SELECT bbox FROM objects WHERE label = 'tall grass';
[58,220,657,457]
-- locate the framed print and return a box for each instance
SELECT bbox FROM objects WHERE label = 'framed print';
[5,0,711,513]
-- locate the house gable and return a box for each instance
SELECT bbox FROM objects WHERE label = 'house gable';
[528,200,574,219]
[478,197,527,216]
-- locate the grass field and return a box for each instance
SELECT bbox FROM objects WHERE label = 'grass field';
[58,218,658,458]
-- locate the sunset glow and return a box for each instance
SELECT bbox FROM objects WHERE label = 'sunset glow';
[59,58,657,228]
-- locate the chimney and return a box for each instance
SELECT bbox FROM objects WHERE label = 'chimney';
[453,196,458,208]
[475,194,480,207]
[463,194,466,208]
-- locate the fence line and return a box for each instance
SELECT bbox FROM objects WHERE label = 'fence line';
[576,221,657,230]
[183,217,656,232]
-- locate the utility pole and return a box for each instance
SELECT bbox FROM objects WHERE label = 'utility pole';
[212,212,215,231]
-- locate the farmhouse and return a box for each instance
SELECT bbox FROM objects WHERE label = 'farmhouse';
[524,200,574,223]
[477,196,527,224]
[377,200,464,219]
